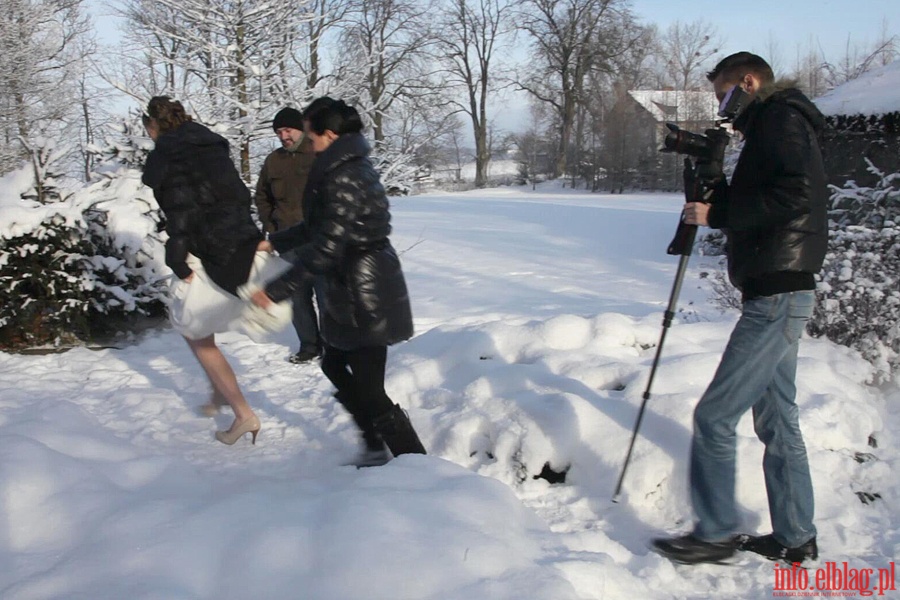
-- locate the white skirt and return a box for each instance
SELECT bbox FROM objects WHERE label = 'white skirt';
[168,251,293,341]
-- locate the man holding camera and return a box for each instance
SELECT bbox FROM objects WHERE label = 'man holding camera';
[652,52,828,565]
[255,107,321,363]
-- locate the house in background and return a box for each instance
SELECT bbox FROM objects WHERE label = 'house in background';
[815,60,900,188]
[604,89,720,192]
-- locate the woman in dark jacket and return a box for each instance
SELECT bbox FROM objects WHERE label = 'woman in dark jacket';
[142,96,265,446]
[252,97,425,466]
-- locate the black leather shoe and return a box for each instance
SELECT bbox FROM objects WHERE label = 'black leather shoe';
[652,534,738,564]
[738,534,818,563]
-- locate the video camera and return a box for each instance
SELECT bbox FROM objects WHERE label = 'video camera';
[662,124,730,181]
[659,84,750,180]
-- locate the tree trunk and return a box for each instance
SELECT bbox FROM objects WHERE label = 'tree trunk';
[235,23,251,182]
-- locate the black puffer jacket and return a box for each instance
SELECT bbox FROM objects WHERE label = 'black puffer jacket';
[142,121,262,291]
[266,133,413,350]
[707,86,828,294]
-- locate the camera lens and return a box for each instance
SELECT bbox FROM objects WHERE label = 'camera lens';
[663,126,711,159]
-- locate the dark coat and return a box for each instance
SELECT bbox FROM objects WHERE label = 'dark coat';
[142,121,262,292]
[266,133,413,350]
[253,136,315,233]
[707,86,828,292]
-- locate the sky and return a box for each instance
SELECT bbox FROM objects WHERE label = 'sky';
[85,0,898,137]
[88,0,899,67]
[630,0,899,73]
[2,179,898,599]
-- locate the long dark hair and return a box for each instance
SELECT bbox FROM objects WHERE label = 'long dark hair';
[143,96,192,134]
[303,97,363,136]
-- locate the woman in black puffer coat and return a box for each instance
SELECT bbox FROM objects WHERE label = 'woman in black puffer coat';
[142,96,266,446]
[253,97,425,466]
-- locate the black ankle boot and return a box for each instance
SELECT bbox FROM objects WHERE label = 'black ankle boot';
[334,391,387,454]
[372,404,426,456]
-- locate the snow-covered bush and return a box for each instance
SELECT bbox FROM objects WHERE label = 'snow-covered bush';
[696,229,726,256]
[0,215,96,346]
[807,164,900,382]
[808,223,900,382]
[0,122,168,350]
[0,197,167,348]
[370,142,428,196]
[829,159,900,228]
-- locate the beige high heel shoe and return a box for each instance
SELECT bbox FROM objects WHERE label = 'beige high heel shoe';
[215,415,261,445]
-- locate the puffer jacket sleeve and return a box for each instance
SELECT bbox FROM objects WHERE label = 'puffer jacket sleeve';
[719,104,817,232]
[269,221,311,254]
[264,164,364,303]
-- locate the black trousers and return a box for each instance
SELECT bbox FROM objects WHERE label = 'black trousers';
[320,345,394,421]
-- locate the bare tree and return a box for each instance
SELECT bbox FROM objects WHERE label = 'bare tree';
[0,0,91,174]
[112,0,317,181]
[656,19,721,91]
[788,27,898,98]
[513,99,552,189]
[823,33,898,88]
[874,18,898,67]
[433,0,513,187]
[515,0,636,179]
[291,0,350,91]
[760,33,785,78]
[337,0,436,143]
[789,38,828,97]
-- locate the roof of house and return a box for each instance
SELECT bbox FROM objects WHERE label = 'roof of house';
[815,59,900,116]
[627,90,719,122]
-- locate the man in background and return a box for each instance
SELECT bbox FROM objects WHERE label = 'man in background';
[255,107,321,363]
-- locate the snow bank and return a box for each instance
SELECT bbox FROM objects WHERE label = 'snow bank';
[815,59,900,116]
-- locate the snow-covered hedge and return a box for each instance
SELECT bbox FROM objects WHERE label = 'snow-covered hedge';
[808,162,900,382]
[808,223,900,381]
[0,128,169,349]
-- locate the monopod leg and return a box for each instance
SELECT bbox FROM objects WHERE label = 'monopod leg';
[612,253,692,502]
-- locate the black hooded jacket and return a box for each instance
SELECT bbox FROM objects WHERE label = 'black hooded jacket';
[142,121,262,294]
[266,133,413,350]
[707,86,828,298]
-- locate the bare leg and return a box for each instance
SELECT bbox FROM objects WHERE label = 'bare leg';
[184,335,256,426]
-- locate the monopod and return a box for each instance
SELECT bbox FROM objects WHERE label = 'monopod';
[611,152,723,503]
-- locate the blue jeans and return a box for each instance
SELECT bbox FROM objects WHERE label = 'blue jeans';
[691,291,817,547]
[291,275,323,351]
[280,248,324,352]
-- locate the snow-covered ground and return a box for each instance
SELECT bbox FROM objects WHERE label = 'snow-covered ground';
[1,184,897,600]
[428,159,520,183]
